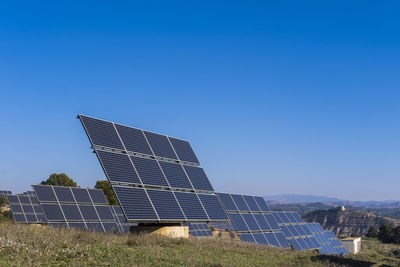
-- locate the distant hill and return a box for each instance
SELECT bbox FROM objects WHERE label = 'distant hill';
[264,194,343,203]
[303,207,400,237]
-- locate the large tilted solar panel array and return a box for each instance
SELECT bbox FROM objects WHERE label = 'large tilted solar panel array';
[79,115,228,223]
[32,185,122,232]
[217,193,291,248]
[273,211,320,251]
[183,223,213,237]
[7,194,46,223]
[307,223,348,255]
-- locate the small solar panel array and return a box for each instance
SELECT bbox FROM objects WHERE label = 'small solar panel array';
[32,185,122,232]
[7,194,45,223]
[273,211,320,251]
[0,190,12,197]
[183,223,213,237]
[307,223,348,255]
[217,193,291,248]
[79,115,228,223]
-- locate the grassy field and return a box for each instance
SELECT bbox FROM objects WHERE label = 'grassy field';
[0,223,399,266]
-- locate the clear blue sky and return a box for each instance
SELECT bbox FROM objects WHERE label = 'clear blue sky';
[1,1,399,201]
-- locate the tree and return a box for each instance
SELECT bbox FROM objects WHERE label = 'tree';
[41,173,78,187]
[95,180,118,205]
[378,224,394,243]
[392,226,400,244]
[366,226,378,238]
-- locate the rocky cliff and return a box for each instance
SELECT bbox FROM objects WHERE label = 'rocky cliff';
[303,207,400,237]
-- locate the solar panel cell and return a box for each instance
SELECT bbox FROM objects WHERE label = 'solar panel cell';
[95,206,115,221]
[228,213,249,232]
[79,115,124,150]
[143,131,177,160]
[78,205,100,221]
[198,194,228,220]
[130,156,169,187]
[69,222,87,230]
[89,189,108,204]
[254,196,270,211]
[96,150,141,184]
[61,204,83,221]
[112,186,158,221]
[253,213,271,231]
[243,195,261,212]
[159,161,193,189]
[33,185,57,202]
[239,233,255,243]
[54,187,75,203]
[22,204,34,213]
[71,188,92,203]
[253,233,269,245]
[115,124,153,155]
[147,189,185,220]
[264,232,280,247]
[230,194,250,211]
[168,137,199,164]
[216,193,237,211]
[241,214,260,231]
[13,213,26,223]
[183,166,214,191]
[174,192,208,220]
[41,203,64,221]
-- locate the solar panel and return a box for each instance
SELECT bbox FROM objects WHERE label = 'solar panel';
[217,193,237,211]
[239,233,256,243]
[184,223,213,237]
[230,194,250,212]
[32,185,122,232]
[7,194,44,224]
[143,131,178,160]
[168,137,200,164]
[79,115,229,225]
[243,195,261,212]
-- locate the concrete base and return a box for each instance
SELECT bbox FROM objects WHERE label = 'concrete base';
[131,225,189,238]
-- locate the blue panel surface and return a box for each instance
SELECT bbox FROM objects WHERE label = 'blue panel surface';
[102,222,119,232]
[243,195,261,212]
[198,194,228,221]
[241,213,260,231]
[253,233,269,245]
[264,232,280,247]
[95,206,115,221]
[253,213,271,231]
[168,137,199,164]
[264,214,281,230]
[61,204,83,221]
[228,213,249,232]
[89,189,108,204]
[33,185,57,202]
[216,193,237,211]
[10,204,23,213]
[147,189,185,220]
[86,222,104,231]
[113,186,158,221]
[41,203,64,221]
[115,124,153,155]
[7,195,19,204]
[79,205,100,221]
[130,156,169,187]
[275,232,291,248]
[96,150,141,184]
[69,222,87,230]
[183,166,214,191]
[22,204,34,213]
[230,194,250,211]
[72,188,92,203]
[13,213,26,223]
[239,233,256,243]
[79,115,124,150]
[19,196,30,204]
[54,187,75,203]
[254,196,270,211]
[159,161,193,189]
[174,191,208,220]
[143,131,178,159]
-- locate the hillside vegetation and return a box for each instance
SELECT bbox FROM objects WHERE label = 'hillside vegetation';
[303,208,400,237]
[1,223,400,266]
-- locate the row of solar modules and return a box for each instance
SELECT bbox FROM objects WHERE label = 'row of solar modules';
[96,149,214,191]
[79,115,200,165]
[228,212,280,232]
[239,231,291,248]
[280,223,313,238]
[7,194,45,223]
[209,222,235,231]
[288,236,320,251]
[217,193,270,212]
[0,190,12,196]
[113,186,228,222]
[272,211,303,224]
[183,223,213,237]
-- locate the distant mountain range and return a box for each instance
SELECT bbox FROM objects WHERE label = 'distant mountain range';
[265,194,400,219]
[264,194,400,207]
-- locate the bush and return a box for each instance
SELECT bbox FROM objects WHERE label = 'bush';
[378,224,394,243]
[366,227,378,238]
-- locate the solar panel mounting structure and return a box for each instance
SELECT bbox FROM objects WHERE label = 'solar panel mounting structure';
[217,193,290,248]
[78,114,228,224]
[32,184,121,232]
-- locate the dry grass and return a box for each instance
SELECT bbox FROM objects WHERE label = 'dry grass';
[0,223,341,266]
